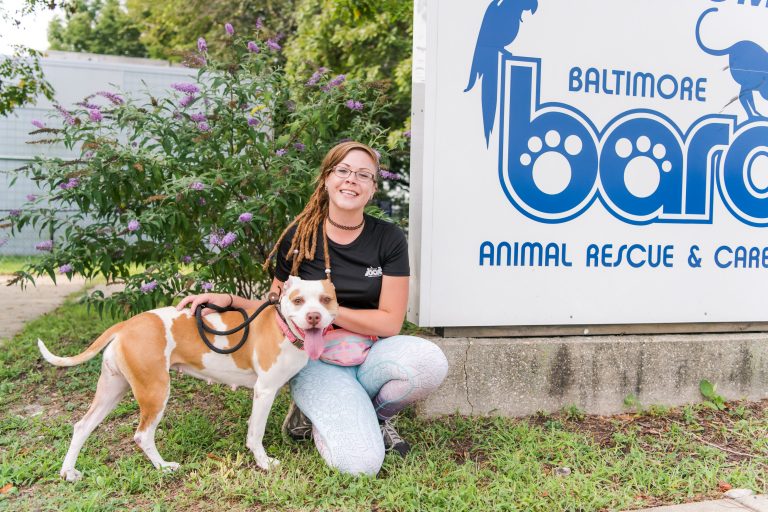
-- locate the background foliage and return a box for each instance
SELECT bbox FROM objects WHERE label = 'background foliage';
[5,24,402,317]
[2,0,414,313]
[48,0,147,57]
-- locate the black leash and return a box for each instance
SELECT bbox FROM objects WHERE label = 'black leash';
[194,293,279,355]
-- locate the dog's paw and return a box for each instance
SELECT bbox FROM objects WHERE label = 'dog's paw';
[61,468,82,482]
[256,456,280,471]
[159,461,180,473]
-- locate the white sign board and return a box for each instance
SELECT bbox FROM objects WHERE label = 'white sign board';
[409,0,768,327]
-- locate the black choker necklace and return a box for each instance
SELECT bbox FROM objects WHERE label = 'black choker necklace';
[327,216,364,231]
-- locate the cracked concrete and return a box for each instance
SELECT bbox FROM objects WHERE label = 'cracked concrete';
[462,339,474,413]
[416,333,768,417]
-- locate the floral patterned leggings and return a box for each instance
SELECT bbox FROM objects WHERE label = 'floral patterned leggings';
[289,335,448,476]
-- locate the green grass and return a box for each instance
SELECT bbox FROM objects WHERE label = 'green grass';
[1,298,767,511]
[0,256,42,276]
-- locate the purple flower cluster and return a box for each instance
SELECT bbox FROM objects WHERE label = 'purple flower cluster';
[294,142,306,152]
[248,117,260,127]
[201,281,213,291]
[306,67,328,86]
[171,82,200,95]
[220,232,237,247]
[210,230,237,248]
[190,113,207,122]
[84,151,93,159]
[179,95,196,108]
[182,255,192,264]
[255,17,263,30]
[275,148,287,157]
[198,122,211,132]
[247,41,259,53]
[127,219,141,232]
[345,99,364,111]
[26,194,37,201]
[404,130,412,139]
[379,169,403,180]
[97,91,124,105]
[266,39,281,51]
[60,177,80,190]
[59,263,73,274]
[225,23,234,35]
[31,119,45,129]
[198,37,207,53]
[55,105,76,126]
[8,209,21,218]
[35,240,53,251]
[198,197,207,206]
[322,74,346,92]
[140,280,158,293]
[77,100,100,110]
[238,212,253,223]
[190,182,205,191]
[89,109,103,122]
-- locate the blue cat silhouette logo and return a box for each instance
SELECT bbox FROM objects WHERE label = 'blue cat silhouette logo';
[696,7,768,120]
[466,5,768,227]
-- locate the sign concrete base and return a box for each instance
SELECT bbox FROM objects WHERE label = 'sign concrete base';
[416,333,768,417]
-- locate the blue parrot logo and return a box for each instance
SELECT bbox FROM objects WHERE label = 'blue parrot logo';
[465,0,539,146]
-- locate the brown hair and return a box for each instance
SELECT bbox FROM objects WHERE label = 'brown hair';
[264,140,379,277]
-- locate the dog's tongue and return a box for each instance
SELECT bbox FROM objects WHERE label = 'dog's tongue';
[303,328,325,360]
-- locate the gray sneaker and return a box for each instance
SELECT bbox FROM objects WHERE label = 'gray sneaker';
[281,401,312,441]
[380,419,410,457]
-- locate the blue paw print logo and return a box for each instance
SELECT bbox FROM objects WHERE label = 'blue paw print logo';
[613,136,672,198]
[519,130,584,195]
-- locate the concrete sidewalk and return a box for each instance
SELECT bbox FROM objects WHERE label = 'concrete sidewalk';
[630,491,768,511]
[0,275,87,341]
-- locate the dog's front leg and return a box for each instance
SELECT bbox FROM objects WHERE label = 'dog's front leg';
[246,380,281,470]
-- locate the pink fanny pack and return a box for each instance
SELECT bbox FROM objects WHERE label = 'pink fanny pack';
[320,326,378,366]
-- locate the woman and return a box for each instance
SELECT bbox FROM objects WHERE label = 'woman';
[177,141,448,476]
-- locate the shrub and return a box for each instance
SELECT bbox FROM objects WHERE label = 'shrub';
[5,21,402,318]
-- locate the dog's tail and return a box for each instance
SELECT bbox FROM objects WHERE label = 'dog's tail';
[38,324,121,367]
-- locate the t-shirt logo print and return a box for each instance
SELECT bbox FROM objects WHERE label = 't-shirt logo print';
[365,266,383,278]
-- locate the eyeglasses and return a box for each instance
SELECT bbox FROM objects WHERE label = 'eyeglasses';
[331,165,376,183]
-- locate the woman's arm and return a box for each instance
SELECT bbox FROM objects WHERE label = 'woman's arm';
[176,277,284,315]
[270,275,408,336]
[334,275,408,337]
[178,276,407,337]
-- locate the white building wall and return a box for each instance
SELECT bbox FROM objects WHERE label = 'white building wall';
[0,51,195,254]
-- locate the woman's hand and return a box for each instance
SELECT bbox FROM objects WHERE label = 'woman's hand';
[176,292,232,316]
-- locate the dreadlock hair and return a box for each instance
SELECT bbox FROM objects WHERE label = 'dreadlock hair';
[264,140,379,279]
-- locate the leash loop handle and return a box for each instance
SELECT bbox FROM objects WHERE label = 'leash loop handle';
[194,294,278,355]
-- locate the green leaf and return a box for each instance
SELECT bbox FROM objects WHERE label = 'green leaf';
[699,379,715,400]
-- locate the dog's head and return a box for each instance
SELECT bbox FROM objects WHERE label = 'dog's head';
[280,276,338,359]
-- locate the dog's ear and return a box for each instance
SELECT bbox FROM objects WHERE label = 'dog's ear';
[284,275,300,291]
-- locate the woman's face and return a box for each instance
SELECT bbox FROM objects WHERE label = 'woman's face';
[324,149,377,214]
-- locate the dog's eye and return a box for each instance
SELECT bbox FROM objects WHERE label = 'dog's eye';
[292,297,304,305]
[320,296,332,305]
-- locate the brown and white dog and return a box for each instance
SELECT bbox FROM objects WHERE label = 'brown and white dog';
[38,276,337,481]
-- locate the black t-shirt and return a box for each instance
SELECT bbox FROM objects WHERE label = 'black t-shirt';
[274,214,410,309]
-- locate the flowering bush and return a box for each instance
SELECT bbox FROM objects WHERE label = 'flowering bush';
[5,22,399,318]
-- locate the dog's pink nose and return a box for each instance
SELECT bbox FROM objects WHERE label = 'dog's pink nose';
[306,311,321,327]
